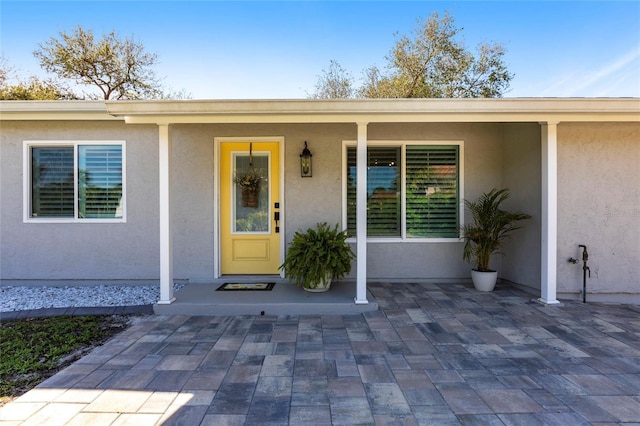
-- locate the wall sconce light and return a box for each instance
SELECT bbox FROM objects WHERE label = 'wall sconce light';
[300,141,312,177]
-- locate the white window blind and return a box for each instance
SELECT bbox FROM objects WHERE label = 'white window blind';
[347,147,401,237]
[28,142,124,221]
[31,147,74,217]
[346,144,459,239]
[406,145,459,238]
[79,145,123,219]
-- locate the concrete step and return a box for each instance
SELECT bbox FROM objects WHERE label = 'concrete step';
[153,280,378,316]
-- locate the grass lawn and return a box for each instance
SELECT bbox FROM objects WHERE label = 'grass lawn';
[0,315,132,406]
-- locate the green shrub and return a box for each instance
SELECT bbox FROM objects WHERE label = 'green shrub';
[280,222,355,289]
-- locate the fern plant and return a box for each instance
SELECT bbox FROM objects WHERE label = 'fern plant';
[462,188,531,272]
[279,222,355,289]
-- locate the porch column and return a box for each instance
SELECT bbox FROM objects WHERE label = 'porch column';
[157,124,175,305]
[355,122,369,304]
[540,122,560,305]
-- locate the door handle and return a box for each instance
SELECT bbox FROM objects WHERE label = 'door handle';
[274,210,280,233]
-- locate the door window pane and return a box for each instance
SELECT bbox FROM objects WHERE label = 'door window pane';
[233,153,269,233]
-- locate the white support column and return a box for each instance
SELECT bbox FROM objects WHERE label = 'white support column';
[157,124,175,305]
[539,122,560,305]
[355,122,369,304]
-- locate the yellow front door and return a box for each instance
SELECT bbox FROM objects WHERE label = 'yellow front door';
[220,141,281,274]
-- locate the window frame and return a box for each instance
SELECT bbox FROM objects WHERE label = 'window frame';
[342,140,464,243]
[23,140,127,223]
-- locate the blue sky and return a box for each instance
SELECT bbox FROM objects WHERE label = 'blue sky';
[1,1,639,99]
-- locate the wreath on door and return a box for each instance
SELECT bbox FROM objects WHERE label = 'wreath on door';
[234,168,263,208]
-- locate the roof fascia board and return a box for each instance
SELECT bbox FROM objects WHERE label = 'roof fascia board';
[0,100,119,121]
[108,98,640,125]
[2,99,639,123]
[106,98,640,114]
[121,112,639,125]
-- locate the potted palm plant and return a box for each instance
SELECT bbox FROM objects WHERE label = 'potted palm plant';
[462,188,531,291]
[279,222,355,292]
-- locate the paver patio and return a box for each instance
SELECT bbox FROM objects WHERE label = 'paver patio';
[2,282,640,425]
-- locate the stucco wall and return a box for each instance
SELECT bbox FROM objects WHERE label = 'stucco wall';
[167,125,215,283]
[169,123,355,282]
[348,123,508,281]
[557,122,640,303]
[169,122,520,283]
[0,121,160,283]
[501,123,542,291]
[2,120,546,285]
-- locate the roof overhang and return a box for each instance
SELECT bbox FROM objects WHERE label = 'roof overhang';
[105,98,640,124]
[2,98,639,124]
[0,100,118,121]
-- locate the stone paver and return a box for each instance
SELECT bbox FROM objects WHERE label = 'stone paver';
[2,282,640,425]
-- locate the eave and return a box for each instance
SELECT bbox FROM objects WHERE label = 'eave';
[105,98,640,124]
[0,100,119,121]
[2,98,639,124]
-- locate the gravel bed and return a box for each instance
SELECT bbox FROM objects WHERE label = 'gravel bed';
[1,283,185,312]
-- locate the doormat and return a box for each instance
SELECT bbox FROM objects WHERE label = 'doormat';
[216,282,275,291]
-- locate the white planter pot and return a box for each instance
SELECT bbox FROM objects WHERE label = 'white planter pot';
[303,274,332,293]
[471,270,498,292]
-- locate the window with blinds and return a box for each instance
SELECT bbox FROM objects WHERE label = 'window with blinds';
[78,145,123,218]
[28,142,124,221]
[346,147,401,237]
[31,147,75,217]
[346,143,459,239]
[406,145,459,238]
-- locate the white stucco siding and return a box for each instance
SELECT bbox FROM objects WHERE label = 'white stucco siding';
[557,122,640,302]
[0,121,161,283]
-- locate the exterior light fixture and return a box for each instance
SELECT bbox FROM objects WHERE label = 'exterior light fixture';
[300,141,312,177]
